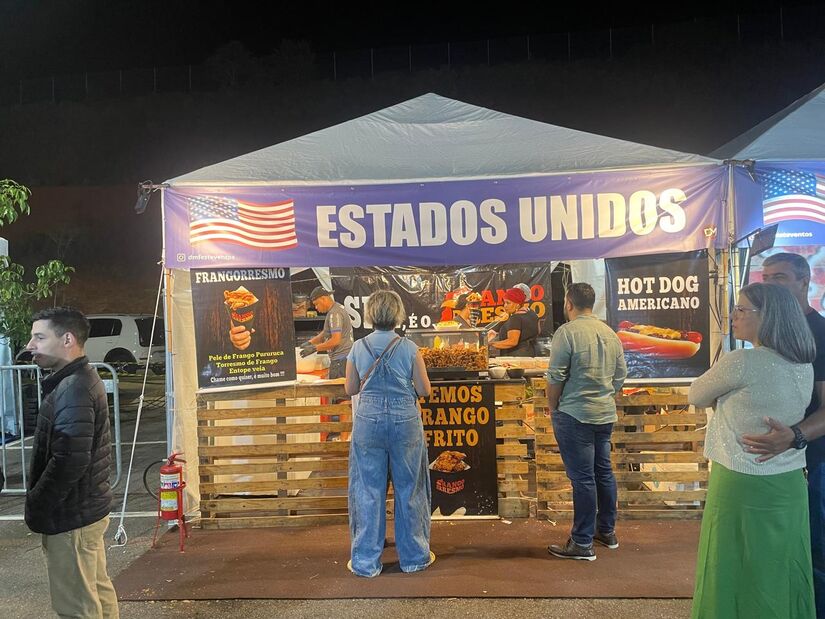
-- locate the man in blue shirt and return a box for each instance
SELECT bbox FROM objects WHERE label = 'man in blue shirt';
[545,283,627,561]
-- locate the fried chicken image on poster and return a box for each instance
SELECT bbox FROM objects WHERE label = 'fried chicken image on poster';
[190,267,296,391]
[605,251,710,381]
[421,382,498,518]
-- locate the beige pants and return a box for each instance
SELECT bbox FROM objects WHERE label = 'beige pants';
[41,516,119,619]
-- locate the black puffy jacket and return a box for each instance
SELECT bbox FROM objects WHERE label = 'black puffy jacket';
[25,356,113,535]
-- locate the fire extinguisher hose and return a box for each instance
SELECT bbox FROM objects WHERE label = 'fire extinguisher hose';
[142,459,167,501]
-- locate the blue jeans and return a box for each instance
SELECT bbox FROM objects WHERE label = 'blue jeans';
[348,393,431,577]
[552,410,617,546]
[810,460,825,618]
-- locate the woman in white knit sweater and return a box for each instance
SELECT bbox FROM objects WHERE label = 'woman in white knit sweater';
[689,282,816,618]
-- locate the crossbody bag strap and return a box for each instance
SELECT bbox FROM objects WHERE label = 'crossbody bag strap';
[358,336,401,391]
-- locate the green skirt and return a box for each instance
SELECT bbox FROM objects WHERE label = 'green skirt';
[692,462,815,619]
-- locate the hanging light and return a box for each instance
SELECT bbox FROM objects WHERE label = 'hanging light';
[134,181,168,214]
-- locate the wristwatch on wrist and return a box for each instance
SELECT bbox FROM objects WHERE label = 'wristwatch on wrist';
[791,424,808,450]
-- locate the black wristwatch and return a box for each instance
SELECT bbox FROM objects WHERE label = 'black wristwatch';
[791,424,808,450]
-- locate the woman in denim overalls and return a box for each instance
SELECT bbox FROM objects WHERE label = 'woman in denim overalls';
[345,290,434,577]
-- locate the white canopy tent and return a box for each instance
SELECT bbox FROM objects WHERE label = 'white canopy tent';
[713,81,825,252]
[712,82,825,161]
[170,93,715,187]
[161,93,746,511]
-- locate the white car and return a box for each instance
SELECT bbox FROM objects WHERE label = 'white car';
[85,314,165,373]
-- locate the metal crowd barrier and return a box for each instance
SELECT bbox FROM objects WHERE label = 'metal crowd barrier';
[0,362,123,495]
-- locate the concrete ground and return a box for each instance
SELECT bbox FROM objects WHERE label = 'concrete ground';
[0,372,692,618]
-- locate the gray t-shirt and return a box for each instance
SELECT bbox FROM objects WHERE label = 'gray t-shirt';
[546,314,627,425]
[322,302,353,361]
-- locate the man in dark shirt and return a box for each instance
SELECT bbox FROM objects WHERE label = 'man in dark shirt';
[488,287,540,357]
[741,252,825,617]
[25,307,118,618]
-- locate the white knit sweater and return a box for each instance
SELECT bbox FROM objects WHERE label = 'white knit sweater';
[688,347,812,475]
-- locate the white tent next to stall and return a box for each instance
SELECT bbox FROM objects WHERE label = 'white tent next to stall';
[713,81,825,247]
[159,93,758,510]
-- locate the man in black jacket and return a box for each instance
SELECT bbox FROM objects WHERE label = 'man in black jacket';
[25,307,118,618]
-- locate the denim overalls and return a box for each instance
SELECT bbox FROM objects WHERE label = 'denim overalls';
[347,330,431,577]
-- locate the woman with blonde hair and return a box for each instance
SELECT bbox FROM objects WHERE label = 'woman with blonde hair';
[345,290,434,577]
[689,282,816,617]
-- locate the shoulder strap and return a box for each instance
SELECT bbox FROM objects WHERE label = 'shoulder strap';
[359,336,401,391]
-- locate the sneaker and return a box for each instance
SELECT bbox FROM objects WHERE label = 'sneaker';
[593,531,619,549]
[547,538,596,561]
[427,550,436,567]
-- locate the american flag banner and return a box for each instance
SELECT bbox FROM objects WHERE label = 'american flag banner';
[761,168,825,225]
[188,195,298,250]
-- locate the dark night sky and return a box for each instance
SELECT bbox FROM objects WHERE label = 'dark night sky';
[2,0,825,314]
[2,0,823,78]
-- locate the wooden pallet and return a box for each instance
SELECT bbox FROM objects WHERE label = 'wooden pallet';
[197,385,353,529]
[197,381,534,527]
[494,381,531,518]
[533,380,708,521]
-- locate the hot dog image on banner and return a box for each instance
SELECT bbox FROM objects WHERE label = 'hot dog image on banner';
[420,382,498,518]
[190,267,296,391]
[605,251,710,381]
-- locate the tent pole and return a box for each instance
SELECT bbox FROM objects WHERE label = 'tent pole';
[725,163,738,354]
[160,188,175,454]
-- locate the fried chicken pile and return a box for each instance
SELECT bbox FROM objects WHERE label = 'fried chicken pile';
[420,344,487,370]
[431,450,469,473]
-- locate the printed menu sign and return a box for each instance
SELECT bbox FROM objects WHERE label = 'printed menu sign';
[420,381,498,518]
[331,264,555,339]
[190,267,296,391]
[605,251,710,382]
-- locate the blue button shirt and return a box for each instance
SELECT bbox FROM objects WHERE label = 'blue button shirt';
[546,315,627,425]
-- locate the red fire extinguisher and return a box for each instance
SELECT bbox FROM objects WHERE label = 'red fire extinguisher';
[152,451,190,552]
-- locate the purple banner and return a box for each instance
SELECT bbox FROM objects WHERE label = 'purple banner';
[754,161,825,247]
[732,166,765,243]
[164,165,730,268]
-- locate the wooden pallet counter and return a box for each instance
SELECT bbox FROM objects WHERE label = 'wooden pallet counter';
[532,379,709,521]
[196,380,532,528]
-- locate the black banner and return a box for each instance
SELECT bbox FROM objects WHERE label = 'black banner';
[190,267,296,391]
[604,251,710,381]
[331,264,554,342]
[420,381,498,518]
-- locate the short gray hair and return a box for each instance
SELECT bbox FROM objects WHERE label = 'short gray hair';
[365,290,406,330]
[762,252,810,281]
[740,283,815,364]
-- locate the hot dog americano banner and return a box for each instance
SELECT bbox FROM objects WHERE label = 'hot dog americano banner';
[163,165,730,268]
[604,251,710,382]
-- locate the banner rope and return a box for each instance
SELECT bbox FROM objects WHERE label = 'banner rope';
[111,265,165,548]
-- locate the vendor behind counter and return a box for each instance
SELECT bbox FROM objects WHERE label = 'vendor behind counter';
[488,287,540,357]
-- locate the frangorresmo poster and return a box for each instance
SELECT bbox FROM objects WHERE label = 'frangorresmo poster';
[190,267,296,391]
[420,382,498,518]
[604,251,710,382]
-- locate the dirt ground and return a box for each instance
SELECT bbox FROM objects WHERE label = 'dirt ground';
[0,371,692,618]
